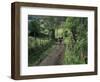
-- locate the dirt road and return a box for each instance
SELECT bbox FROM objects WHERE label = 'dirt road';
[39,44,65,66]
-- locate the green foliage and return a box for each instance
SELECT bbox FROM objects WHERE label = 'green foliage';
[28,15,88,66]
[63,17,87,64]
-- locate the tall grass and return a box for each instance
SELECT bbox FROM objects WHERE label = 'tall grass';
[63,38,87,64]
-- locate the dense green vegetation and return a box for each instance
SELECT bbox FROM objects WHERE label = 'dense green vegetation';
[63,17,88,64]
[28,15,88,66]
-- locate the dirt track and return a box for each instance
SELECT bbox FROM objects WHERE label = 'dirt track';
[39,44,65,66]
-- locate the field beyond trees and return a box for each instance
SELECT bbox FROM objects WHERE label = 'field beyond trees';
[28,15,88,66]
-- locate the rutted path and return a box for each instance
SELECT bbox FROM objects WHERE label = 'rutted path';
[39,44,65,66]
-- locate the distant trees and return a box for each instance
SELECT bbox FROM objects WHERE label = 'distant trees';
[28,16,66,40]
